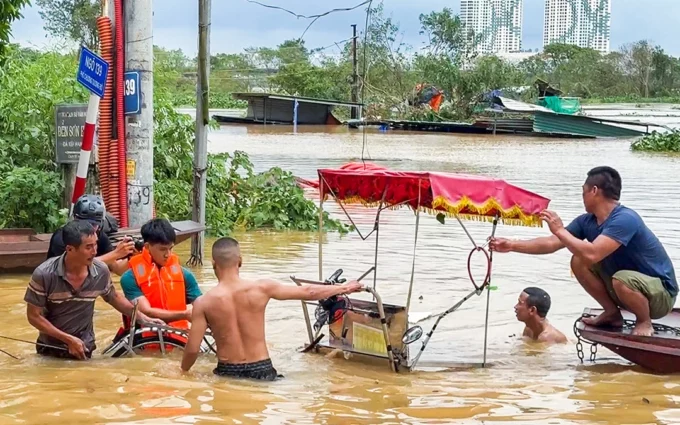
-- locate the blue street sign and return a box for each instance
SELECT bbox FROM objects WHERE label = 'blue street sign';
[76,46,109,98]
[124,71,141,115]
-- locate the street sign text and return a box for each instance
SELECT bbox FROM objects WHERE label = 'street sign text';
[124,71,141,115]
[77,46,110,98]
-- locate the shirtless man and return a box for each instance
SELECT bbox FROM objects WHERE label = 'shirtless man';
[515,287,567,344]
[181,237,364,380]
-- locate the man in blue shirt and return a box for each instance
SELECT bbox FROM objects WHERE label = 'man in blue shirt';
[491,166,677,336]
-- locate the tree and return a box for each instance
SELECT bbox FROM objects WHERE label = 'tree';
[650,47,680,97]
[35,0,99,49]
[0,0,31,62]
[621,40,655,98]
[418,8,477,64]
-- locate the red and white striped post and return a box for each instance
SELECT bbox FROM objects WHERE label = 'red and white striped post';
[70,93,101,213]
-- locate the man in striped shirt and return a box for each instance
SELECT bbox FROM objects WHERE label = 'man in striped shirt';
[24,220,163,360]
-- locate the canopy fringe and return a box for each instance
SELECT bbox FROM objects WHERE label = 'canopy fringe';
[323,194,543,227]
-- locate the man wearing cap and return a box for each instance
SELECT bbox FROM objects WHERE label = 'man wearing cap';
[47,194,134,276]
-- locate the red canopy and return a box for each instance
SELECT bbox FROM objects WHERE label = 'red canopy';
[317,162,550,227]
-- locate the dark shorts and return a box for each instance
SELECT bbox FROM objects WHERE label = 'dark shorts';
[590,263,676,319]
[36,344,93,360]
[213,359,283,381]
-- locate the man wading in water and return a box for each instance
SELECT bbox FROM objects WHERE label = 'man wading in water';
[515,287,567,344]
[181,237,363,380]
[25,221,162,359]
[492,166,677,336]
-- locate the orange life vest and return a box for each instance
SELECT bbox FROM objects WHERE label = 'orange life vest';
[128,248,189,330]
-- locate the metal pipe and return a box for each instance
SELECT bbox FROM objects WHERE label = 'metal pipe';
[405,182,421,315]
[126,300,139,356]
[454,214,478,249]
[318,177,324,281]
[190,0,211,265]
[372,213,380,290]
[158,327,166,355]
[409,286,480,370]
[364,287,398,372]
[293,277,315,345]
[482,215,499,367]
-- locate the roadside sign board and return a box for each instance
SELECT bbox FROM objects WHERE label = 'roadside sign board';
[124,71,141,115]
[76,46,109,98]
[55,104,90,164]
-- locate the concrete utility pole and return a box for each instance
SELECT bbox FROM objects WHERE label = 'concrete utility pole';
[125,0,154,227]
[190,0,211,265]
[350,24,359,119]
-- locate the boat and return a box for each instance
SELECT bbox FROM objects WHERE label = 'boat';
[289,162,551,373]
[0,220,206,273]
[574,307,680,374]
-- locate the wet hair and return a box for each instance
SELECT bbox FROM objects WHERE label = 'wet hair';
[212,237,240,267]
[585,166,621,200]
[63,220,96,248]
[140,218,176,245]
[522,287,551,318]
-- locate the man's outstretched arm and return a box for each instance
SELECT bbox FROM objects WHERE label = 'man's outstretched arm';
[181,297,209,372]
[507,235,565,255]
[262,279,363,301]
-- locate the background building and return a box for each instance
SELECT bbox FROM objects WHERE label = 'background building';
[460,0,524,54]
[543,0,611,53]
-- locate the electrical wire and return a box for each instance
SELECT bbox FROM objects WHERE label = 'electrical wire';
[246,0,371,41]
[360,0,373,166]
[246,0,370,20]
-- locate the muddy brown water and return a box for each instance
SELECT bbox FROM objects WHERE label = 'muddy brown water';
[1,123,679,424]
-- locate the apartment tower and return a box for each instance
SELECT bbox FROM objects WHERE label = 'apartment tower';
[460,0,524,54]
[543,0,611,53]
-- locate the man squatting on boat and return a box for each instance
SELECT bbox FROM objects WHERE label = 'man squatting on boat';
[492,166,677,337]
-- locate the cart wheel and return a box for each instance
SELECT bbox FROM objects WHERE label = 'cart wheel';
[108,335,188,358]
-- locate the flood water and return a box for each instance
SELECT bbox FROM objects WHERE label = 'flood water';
[1,117,680,424]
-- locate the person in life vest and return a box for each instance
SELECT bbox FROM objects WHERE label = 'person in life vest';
[119,218,202,330]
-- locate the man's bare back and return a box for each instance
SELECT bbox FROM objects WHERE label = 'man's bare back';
[201,278,271,363]
[180,237,363,381]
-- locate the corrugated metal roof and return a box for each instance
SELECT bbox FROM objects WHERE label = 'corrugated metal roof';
[533,112,646,138]
[232,92,363,107]
[494,96,555,114]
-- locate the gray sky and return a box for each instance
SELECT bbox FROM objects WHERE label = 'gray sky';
[10,0,680,57]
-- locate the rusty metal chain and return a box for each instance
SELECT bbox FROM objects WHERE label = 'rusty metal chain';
[573,315,598,363]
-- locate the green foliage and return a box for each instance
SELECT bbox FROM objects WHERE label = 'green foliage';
[0,46,87,231]
[631,130,680,153]
[0,167,68,232]
[152,89,349,236]
[0,0,31,62]
[0,47,88,174]
[35,0,100,49]
[170,92,247,109]
[0,44,347,237]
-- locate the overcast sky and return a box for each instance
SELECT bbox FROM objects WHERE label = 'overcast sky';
[10,0,680,57]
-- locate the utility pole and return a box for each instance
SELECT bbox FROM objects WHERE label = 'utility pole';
[190,0,210,265]
[125,0,154,227]
[350,23,359,120]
